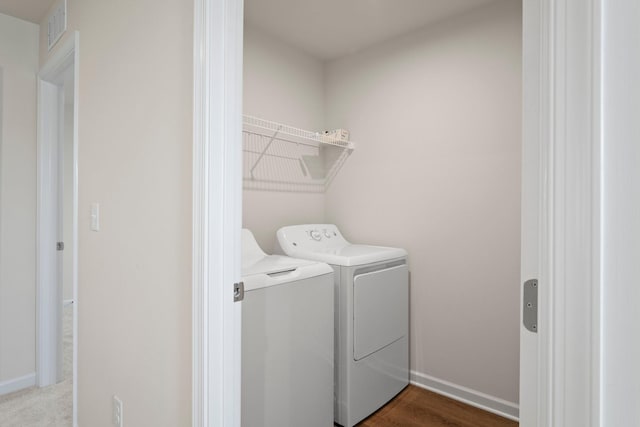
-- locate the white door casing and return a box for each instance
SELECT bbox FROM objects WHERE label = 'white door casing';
[192,0,244,426]
[520,0,602,426]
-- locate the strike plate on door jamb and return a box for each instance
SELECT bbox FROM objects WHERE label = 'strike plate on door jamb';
[523,279,538,332]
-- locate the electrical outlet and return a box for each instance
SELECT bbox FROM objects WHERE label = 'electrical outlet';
[112,395,123,427]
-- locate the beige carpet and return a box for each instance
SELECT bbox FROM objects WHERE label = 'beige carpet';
[0,305,73,426]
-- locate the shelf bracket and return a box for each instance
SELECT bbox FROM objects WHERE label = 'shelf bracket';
[250,125,282,180]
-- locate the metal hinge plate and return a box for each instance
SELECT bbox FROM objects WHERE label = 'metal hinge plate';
[523,279,538,332]
[233,282,244,302]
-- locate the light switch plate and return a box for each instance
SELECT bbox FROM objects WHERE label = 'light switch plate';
[91,203,100,231]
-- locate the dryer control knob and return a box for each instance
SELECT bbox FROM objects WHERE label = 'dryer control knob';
[310,230,322,241]
[323,230,331,238]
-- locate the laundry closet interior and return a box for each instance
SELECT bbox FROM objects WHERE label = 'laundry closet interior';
[240,0,522,424]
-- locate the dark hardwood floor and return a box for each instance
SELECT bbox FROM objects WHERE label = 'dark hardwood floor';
[356,385,518,427]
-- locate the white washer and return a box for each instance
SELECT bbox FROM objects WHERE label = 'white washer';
[275,224,409,427]
[241,229,334,427]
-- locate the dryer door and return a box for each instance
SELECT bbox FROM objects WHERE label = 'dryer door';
[353,264,408,361]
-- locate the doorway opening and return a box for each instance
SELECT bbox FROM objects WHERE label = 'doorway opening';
[36,32,79,427]
[241,0,521,424]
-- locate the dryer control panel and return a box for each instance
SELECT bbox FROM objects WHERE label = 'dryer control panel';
[277,224,349,251]
[276,224,407,267]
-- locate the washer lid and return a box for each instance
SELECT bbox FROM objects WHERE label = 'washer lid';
[276,224,407,266]
[242,229,332,291]
[243,253,313,277]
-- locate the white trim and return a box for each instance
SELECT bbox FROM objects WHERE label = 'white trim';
[192,1,244,426]
[589,2,602,425]
[39,34,75,81]
[410,371,519,422]
[36,76,62,388]
[0,373,36,396]
[536,0,553,425]
[521,1,603,425]
[533,1,602,426]
[70,32,80,427]
[37,31,79,427]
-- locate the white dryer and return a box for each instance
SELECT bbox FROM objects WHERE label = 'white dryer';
[241,229,334,427]
[275,224,409,427]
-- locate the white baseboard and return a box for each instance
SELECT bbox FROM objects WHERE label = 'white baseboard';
[410,370,519,422]
[0,372,36,396]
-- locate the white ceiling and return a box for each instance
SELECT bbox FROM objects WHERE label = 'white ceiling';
[245,0,500,60]
[0,0,56,24]
[2,1,500,57]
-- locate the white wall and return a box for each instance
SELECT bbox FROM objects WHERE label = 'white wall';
[0,13,39,388]
[324,0,521,405]
[40,0,193,425]
[602,0,640,424]
[243,25,326,251]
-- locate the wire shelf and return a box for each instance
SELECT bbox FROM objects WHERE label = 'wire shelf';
[243,115,355,150]
[242,115,354,193]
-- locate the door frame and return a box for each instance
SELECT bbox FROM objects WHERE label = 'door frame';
[521,0,602,426]
[192,0,244,426]
[36,31,79,427]
[193,0,604,426]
